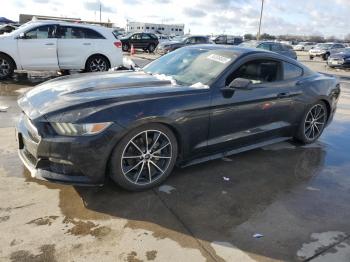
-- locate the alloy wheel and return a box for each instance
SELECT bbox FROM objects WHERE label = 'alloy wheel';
[304,104,326,140]
[121,130,172,185]
[0,58,10,77]
[89,58,107,72]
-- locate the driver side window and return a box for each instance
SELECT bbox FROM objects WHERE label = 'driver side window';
[25,25,56,39]
[226,59,282,86]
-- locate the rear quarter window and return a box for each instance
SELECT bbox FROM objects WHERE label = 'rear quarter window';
[283,62,303,80]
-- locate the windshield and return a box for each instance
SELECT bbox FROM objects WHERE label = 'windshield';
[172,36,187,42]
[239,41,258,48]
[144,48,236,86]
[316,43,333,49]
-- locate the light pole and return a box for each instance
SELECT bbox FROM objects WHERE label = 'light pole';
[257,0,264,40]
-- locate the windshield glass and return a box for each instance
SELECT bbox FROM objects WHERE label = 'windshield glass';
[172,36,187,42]
[144,48,236,86]
[316,43,333,49]
[239,41,258,48]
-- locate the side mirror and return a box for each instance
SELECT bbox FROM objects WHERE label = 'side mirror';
[229,78,252,89]
[220,78,252,98]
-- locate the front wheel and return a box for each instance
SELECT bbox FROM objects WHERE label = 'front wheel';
[294,101,328,144]
[323,53,330,61]
[0,54,15,80]
[109,124,178,191]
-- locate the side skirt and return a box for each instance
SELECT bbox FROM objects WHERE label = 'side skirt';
[180,136,292,168]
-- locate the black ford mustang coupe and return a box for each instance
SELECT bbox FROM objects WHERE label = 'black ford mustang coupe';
[17,45,340,191]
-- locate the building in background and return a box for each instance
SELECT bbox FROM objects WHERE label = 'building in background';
[127,21,184,36]
[19,14,114,28]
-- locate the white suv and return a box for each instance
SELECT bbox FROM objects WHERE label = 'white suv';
[0,20,123,79]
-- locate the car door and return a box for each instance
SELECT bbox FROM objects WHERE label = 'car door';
[129,33,142,49]
[208,56,298,153]
[141,33,151,49]
[57,26,103,69]
[17,24,59,70]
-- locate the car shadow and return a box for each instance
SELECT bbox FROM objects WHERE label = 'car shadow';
[71,144,326,261]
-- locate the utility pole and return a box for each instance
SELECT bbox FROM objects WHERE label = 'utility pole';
[257,0,264,40]
[99,1,102,22]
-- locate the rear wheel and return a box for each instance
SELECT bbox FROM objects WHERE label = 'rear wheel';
[85,55,110,72]
[309,56,314,60]
[0,54,15,80]
[109,123,178,191]
[294,101,328,144]
[122,43,130,52]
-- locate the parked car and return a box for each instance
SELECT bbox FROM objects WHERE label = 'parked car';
[120,32,159,53]
[156,35,210,54]
[240,41,297,59]
[212,35,243,45]
[0,24,19,35]
[309,43,346,60]
[327,48,350,68]
[156,34,171,42]
[0,20,123,79]
[17,45,340,191]
[293,42,316,51]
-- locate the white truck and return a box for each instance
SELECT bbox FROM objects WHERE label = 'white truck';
[0,20,123,79]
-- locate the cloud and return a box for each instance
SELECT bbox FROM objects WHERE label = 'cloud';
[183,7,207,18]
[84,1,116,13]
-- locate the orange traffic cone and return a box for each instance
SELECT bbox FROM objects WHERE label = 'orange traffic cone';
[130,44,135,55]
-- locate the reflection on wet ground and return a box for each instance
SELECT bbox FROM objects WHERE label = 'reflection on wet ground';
[0,78,350,261]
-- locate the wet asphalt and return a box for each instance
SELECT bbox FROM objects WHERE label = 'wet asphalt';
[1,57,350,261]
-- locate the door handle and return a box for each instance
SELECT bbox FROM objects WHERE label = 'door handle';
[277,92,290,98]
[45,43,55,46]
[83,43,91,45]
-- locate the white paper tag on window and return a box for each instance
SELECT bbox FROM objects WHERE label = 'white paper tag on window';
[207,54,231,64]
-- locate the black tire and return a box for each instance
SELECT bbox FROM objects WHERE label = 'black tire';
[323,53,330,61]
[85,55,110,72]
[122,43,130,52]
[0,53,15,80]
[148,44,156,53]
[309,56,314,60]
[294,101,328,144]
[109,123,178,191]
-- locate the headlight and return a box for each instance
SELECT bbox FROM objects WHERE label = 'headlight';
[51,122,112,136]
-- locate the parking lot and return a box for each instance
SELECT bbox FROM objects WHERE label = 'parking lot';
[1,53,350,262]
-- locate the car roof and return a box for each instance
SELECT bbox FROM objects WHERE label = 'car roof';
[23,20,112,31]
[185,44,311,70]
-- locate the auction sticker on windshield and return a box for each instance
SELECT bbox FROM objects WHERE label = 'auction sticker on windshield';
[207,54,231,64]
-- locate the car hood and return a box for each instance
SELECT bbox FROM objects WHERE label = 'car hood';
[329,52,350,59]
[18,71,200,120]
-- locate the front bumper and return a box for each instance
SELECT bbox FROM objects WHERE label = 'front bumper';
[16,114,125,186]
[309,50,326,57]
[328,58,350,68]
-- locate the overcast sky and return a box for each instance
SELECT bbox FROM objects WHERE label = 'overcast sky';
[5,0,350,38]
